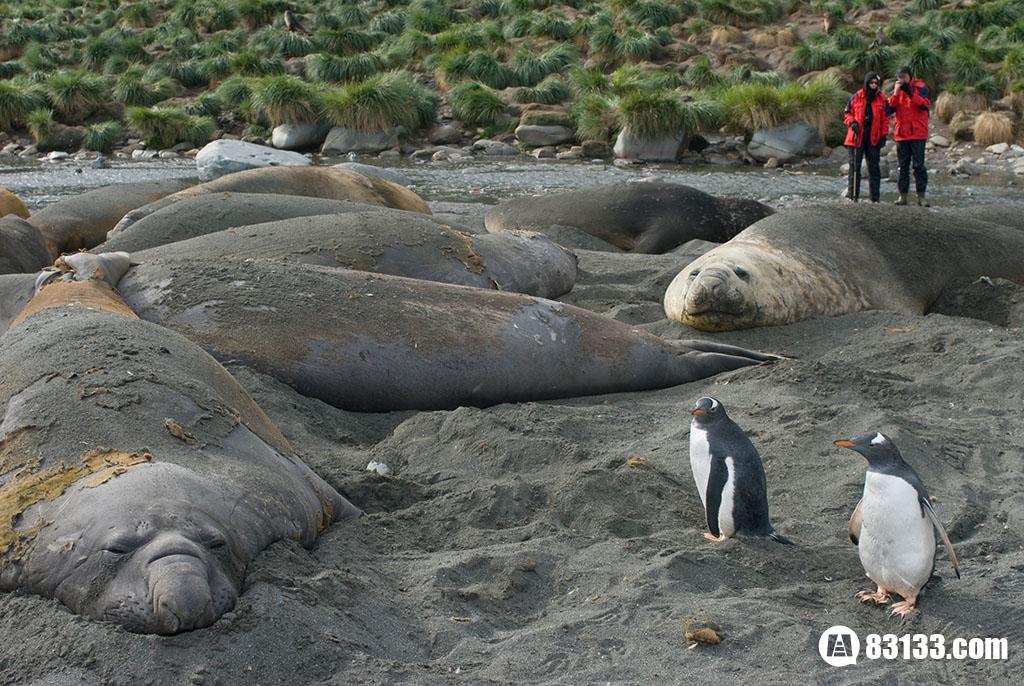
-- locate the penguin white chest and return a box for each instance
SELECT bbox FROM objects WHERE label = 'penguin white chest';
[859,472,935,596]
[689,424,711,508]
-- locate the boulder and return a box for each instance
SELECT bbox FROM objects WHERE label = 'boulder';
[930,135,950,148]
[195,140,311,181]
[986,142,1010,155]
[581,140,612,158]
[0,188,30,219]
[428,124,462,145]
[472,139,518,156]
[271,122,331,150]
[321,127,399,155]
[37,124,85,153]
[747,123,823,162]
[514,124,575,147]
[532,146,556,159]
[612,127,684,162]
[331,162,411,186]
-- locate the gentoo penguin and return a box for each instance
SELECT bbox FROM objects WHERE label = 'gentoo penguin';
[835,432,960,617]
[688,397,790,543]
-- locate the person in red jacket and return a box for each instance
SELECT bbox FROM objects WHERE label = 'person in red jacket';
[888,65,931,206]
[843,72,890,203]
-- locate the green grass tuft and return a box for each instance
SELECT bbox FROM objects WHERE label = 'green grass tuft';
[513,75,570,104]
[447,80,506,127]
[43,69,108,122]
[323,70,438,131]
[82,120,122,153]
[250,74,325,126]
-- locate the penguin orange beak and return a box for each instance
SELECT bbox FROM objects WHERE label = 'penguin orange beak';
[692,408,705,416]
[834,440,855,447]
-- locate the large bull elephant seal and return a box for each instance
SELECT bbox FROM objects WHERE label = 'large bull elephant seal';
[0,217,50,275]
[484,181,774,253]
[26,180,190,257]
[135,210,579,298]
[0,276,360,634]
[118,258,773,411]
[110,167,430,235]
[96,193,395,253]
[664,205,1024,331]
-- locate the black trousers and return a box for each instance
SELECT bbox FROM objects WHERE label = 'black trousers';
[847,142,882,202]
[896,139,928,194]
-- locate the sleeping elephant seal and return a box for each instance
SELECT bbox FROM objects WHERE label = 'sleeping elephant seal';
[0,217,50,275]
[118,258,774,411]
[0,188,30,219]
[96,192,396,253]
[664,205,1024,331]
[135,210,579,298]
[0,276,360,634]
[26,179,191,258]
[110,167,430,235]
[484,181,774,253]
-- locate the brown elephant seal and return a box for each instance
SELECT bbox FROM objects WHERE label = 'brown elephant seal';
[0,188,30,219]
[0,217,50,275]
[664,205,1024,331]
[484,181,774,254]
[134,210,579,298]
[26,180,191,258]
[117,258,773,411]
[96,193,398,253]
[110,167,430,235]
[0,276,360,635]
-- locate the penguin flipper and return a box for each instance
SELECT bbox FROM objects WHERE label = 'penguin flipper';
[848,499,862,546]
[922,497,960,579]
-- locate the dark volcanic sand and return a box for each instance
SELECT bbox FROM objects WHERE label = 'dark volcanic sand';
[2,218,1024,685]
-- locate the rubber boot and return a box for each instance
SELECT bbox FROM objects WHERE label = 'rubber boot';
[894,193,908,206]
[917,192,929,207]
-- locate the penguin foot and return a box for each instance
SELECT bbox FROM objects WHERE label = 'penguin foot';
[857,589,891,605]
[890,599,917,617]
[703,533,727,543]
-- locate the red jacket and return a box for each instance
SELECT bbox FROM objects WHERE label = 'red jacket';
[843,89,890,147]
[887,79,930,141]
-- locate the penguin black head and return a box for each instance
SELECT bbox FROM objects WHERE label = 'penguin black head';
[834,431,904,468]
[690,396,728,425]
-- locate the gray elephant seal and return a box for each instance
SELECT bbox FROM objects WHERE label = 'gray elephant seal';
[135,210,579,299]
[26,180,190,257]
[97,193,396,253]
[0,217,50,275]
[0,278,360,634]
[664,205,1024,331]
[484,181,774,253]
[111,167,430,234]
[117,258,773,412]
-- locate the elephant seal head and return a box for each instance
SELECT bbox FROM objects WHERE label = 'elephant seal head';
[23,463,262,634]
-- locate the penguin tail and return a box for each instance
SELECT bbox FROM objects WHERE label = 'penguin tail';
[768,530,795,545]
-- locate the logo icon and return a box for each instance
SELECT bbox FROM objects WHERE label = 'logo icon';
[819,625,860,666]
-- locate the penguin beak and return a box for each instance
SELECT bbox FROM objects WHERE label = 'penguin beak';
[834,440,855,448]
[691,408,705,416]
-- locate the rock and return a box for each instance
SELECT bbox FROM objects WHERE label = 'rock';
[532,146,556,159]
[410,148,434,161]
[764,157,779,169]
[948,158,975,176]
[321,127,399,155]
[171,142,194,152]
[365,460,392,477]
[18,145,38,158]
[90,156,109,169]
[37,124,85,153]
[514,124,575,147]
[431,147,469,161]
[195,139,311,181]
[747,123,823,162]
[703,152,741,166]
[613,127,684,162]
[555,149,582,160]
[377,149,400,159]
[158,150,179,159]
[271,122,331,151]
[580,140,612,158]
[331,162,411,186]
[1,143,19,154]
[131,149,158,160]
[0,188,30,218]
[473,139,518,156]
[975,157,987,165]
[46,151,69,161]
[986,142,1010,155]
[930,135,950,148]
[428,124,462,145]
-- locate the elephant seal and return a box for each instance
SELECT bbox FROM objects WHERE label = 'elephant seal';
[118,258,774,411]
[484,182,774,254]
[664,205,1024,331]
[135,210,579,298]
[0,217,50,275]
[0,277,360,635]
[96,193,397,253]
[26,180,191,258]
[110,167,430,235]
[0,188,29,219]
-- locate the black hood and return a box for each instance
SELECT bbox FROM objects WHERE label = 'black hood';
[863,72,880,101]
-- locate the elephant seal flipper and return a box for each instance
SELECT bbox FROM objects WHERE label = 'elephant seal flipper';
[1,275,359,634]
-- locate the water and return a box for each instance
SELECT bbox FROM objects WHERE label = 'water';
[2,156,1021,211]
